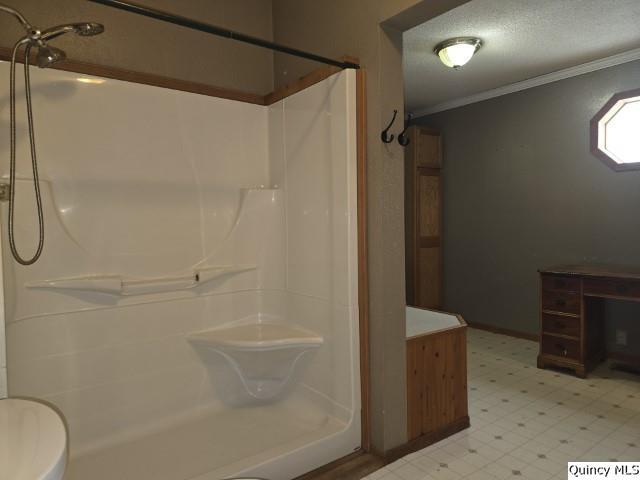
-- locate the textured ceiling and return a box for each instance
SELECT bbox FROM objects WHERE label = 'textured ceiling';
[404,0,640,114]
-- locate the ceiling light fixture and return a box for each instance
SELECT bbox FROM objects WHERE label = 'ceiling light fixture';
[434,37,483,69]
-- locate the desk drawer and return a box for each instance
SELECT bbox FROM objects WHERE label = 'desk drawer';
[583,278,640,299]
[541,275,580,293]
[541,290,580,315]
[541,334,580,360]
[541,313,580,338]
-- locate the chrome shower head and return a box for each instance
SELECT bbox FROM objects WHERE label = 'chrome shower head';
[41,22,105,41]
[32,22,104,68]
[76,22,105,36]
[35,44,67,68]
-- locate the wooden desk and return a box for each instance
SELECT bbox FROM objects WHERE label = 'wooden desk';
[538,265,640,378]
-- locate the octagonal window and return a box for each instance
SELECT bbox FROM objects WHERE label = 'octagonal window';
[591,89,640,172]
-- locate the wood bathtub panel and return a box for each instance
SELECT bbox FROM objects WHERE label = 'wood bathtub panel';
[407,326,468,441]
[407,339,421,441]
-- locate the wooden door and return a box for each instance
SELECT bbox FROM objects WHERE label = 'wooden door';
[405,127,442,309]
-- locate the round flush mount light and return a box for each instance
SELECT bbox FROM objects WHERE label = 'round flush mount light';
[434,37,483,69]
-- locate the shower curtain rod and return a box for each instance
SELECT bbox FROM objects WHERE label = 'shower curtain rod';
[87,0,360,70]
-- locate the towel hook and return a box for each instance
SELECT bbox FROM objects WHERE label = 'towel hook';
[398,112,413,147]
[381,109,398,143]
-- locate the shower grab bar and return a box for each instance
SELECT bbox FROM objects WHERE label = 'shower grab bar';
[26,265,256,296]
[87,0,360,70]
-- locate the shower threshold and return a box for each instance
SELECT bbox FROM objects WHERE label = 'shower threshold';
[65,400,346,480]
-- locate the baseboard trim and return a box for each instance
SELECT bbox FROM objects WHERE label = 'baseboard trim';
[382,416,471,464]
[467,321,538,342]
[608,352,640,371]
[294,450,384,480]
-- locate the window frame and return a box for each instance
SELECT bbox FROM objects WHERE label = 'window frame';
[591,87,640,172]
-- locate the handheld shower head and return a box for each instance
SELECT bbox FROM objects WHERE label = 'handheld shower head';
[41,22,105,41]
[32,22,104,68]
[31,22,104,68]
[35,45,67,68]
[3,5,106,265]
[76,22,105,36]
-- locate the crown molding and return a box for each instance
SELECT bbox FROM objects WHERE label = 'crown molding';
[413,47,640,118]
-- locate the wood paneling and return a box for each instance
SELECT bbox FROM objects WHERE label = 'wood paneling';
[418,248,440,308]
[405,127,442,309]
[407,323,468,442]
[418,176,440,237]
[416,128,441,168]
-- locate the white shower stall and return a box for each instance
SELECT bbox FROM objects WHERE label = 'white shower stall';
[0,61,361,480]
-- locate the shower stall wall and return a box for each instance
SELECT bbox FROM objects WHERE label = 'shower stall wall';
[0,61,361,480]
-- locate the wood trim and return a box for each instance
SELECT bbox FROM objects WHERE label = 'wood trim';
[356,68,371,453]
[468,321,538,342]
[405,306,467,341]
[419,236,440,248]
[0,47,360,107]
[406,322,466,341]
[264,64,340,105]
[0,47,266,105]
[608,351,640,370]
[264,55,360,105]
[384,416,470,464]
[293,450,384,480]
[416,166,441,176]
[590,87,640,172]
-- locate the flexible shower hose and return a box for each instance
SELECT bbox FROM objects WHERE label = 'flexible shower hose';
[8,38,45,265]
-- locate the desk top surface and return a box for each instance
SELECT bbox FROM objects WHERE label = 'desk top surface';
[540,264,640,280]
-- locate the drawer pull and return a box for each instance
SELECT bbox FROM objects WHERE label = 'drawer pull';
[555,343,568,356]
[555,299,566,307]
[554,321,565,329]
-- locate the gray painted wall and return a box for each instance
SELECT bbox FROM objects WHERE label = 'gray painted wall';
[418,60,640,354]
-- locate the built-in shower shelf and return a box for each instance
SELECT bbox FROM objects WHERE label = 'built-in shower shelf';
[188,323,324,351]
[188,322,323,400]
[26,265,256,296]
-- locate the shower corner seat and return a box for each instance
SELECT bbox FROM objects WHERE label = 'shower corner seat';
[188,322,323,400]
[188,323,323,351]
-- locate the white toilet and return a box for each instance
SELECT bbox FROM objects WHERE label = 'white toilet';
[0,398,67,480]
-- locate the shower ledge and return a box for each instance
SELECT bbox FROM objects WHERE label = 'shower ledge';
[25,265,256,296]
[188,322,323,400]
[188,323,324,351]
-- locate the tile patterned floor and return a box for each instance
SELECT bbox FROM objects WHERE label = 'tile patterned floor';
[365,328,640,480]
